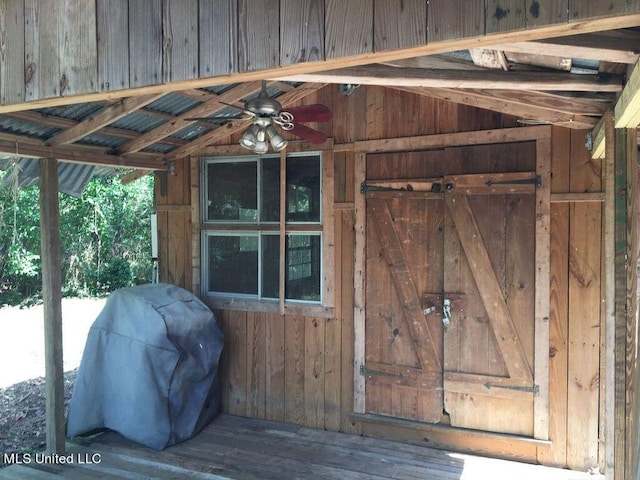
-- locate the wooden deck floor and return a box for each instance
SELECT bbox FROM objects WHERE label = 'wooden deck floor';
[1,414,601,480]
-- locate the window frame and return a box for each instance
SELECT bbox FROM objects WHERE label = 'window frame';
[200,152,326,309]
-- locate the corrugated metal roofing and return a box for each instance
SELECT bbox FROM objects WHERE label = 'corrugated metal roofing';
[76,133,125,150]
[109,112,166,133]
[0,117,59,140]
[39,103,104,121]
[146,93,202,115]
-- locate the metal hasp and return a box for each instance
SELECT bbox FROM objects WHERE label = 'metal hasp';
[484,382,540,396]
[442,298,452,326]
[485,175,541,187]
[359,364,404,379]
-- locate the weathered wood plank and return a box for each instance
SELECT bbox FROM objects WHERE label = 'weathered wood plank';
[486,0,526,33]
[129,0,162,87]
[373,0,426,51]
[569,0,637,21]
[526,0,568,27]
[199,0,237,76]
[284,315,305,424]
[24,0,59,100]
[427,0,484,42]
[59,0,97,95]
[238,0,279,71]
[39,158,65,454]
[304,317,325,428]
[97,0,129,91]
[162,0,198,82]
[227,311,248,416]
[246,311,266,418]
[280,0,324,65]
[537,126,570,467]
[0,0,25,103]
[566,129,601,472]
[265,313,285,422]
[325,0,373,58]
[353,152,367,414]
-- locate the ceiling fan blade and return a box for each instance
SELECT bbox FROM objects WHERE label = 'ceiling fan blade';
[219,100,247,111]
[290,123,327,144]
[283,104,332,123]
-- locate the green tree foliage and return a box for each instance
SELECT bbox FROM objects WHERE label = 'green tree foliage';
[0,170,154,306]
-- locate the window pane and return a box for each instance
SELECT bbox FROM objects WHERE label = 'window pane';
[261,234,280,299]
[286,155,320,223]
[286,234,321,302]
[261,157,280,222]
[207,161,257,221]
[208,235,258,295]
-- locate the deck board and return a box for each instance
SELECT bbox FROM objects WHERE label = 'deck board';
[1,414,601,480]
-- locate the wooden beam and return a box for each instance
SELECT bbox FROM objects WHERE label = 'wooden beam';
[394,86,600,130]
[0,134,166,170]
[46,93,166,146]
[276,65,624,92]
[114,82,262,155]
[164,83,327,160]
[468,49,508,70]
[39,158,64,454]
[615,59,640,128]
[591,116,606,159]
[3,14,640,114]
[495,32,640,65]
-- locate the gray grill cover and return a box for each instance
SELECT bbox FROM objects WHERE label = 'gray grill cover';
[66,283,224,450]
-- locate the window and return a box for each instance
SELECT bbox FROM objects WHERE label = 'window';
[202,153,322,304]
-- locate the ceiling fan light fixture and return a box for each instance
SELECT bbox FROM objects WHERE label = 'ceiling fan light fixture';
[239,124,260,150]
[266,125,288,152]
[253,140,269,154]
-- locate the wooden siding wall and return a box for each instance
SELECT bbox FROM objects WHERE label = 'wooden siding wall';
[158,86,604,471]
[2,0,640,108]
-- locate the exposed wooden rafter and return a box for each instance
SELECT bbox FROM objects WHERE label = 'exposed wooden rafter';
[276,65,623,92]
[494,31,640,65]
[0,132,166,170]
[395,86,601,129]
[114,81,263,155]
[45,93,166,146]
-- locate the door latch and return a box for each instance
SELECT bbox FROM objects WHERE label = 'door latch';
[442,298,452,326]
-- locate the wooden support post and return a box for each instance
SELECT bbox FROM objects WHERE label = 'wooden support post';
[603,112,616,479]
[39,158,65,454]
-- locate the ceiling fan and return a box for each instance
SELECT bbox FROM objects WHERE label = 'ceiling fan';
[188,81,332,153]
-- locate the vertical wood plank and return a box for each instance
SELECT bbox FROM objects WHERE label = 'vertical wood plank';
[569,0,630,21]
[24,0,59,100]
[486,0,526,33]
[324,314,341,431]
[227,311,248,417]
[217,310,230,413]
[304,317,325,428]
[373,0,426,51]
[58,0,97,95]
[284,315,305,424]
[534,133,551,440]
[199,0,237,76]
[325,0,373,58]
[246,311,266,419]
[427,0,484,42]
[190,157,201,296]
[162,0,198,82]
[265,313,285,422]
[39,158,65,454]
[323,150,335,308]
[538,126,570,467]
[566,129,601,471]
[0,0,25,103]
[353,152,367,413]
[602,112,616,477]
[238,0,279,72]
[613,127,630,480]
[280,0,324,65]
[129,0,162,87]
[525,0,568,27]
[97,0,129,91]
[625,127,638,480]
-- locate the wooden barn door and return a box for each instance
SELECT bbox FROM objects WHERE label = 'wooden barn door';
[364,191,445,423]
[362,142,548,436]
[442,173,538,437]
